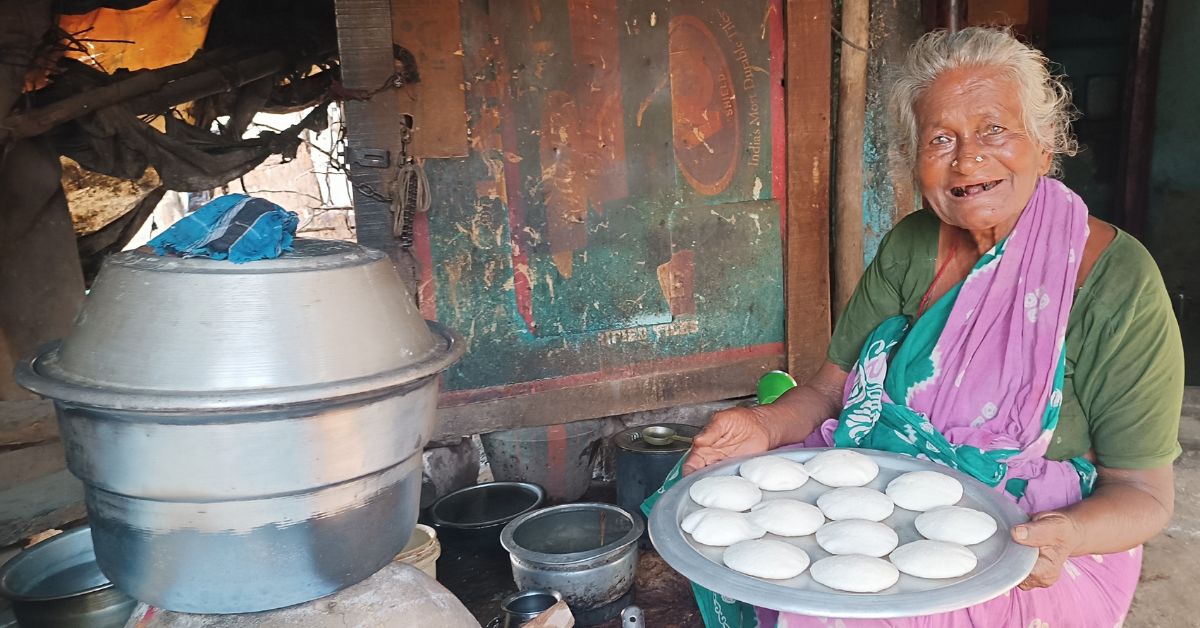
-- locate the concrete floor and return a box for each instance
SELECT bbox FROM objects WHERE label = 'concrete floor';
[1125,391,1200,628]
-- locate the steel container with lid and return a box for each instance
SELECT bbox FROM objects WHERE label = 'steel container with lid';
[14,239,464,614]
[613,423,700,547]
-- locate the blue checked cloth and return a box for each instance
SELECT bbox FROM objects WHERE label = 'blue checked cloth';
[148,194,299,263]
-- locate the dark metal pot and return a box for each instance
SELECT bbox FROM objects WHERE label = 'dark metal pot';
[0,527,136,628]
[614,423,699,547]
[429,481,546,553]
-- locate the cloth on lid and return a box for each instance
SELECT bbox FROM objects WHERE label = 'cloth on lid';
[148,193,298,263]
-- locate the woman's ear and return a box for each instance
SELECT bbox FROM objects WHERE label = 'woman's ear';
[1038,150,1053,176]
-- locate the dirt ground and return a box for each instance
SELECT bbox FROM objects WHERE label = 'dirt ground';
[1125,394,1200,628]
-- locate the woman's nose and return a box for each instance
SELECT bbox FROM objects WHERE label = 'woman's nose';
[952,152,986,174]
[951,136,988,173]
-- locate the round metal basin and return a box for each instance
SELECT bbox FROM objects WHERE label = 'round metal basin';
[0,527,136,628]
[430,481,546,552]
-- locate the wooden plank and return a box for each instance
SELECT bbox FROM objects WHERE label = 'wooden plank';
[784,0,833,379]
[0,441,65,492]
[391,0,469,158]
[0,469,85,548]
[0,400,57,448]
[434,353,783,439]
[833,0,869,317]
[336,0,405,252]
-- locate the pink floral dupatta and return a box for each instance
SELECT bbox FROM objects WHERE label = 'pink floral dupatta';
[807,177,1093,514]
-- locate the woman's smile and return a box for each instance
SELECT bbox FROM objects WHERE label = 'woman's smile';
[949,179,1004,198]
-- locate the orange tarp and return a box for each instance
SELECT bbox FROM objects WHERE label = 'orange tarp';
[59,0,219,72]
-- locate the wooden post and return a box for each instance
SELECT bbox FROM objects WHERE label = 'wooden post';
[784,0,833,379]
[1115,0,1165,239]
[335,0,403,254]
[833,0,869,317]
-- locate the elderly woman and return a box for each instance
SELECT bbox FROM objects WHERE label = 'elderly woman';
[681,27,1183,627]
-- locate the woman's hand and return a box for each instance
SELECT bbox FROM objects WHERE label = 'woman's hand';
[681,406,775,475]
[1010,464,1175,591]
[681,362,849,476]
[1011,511,1083,590]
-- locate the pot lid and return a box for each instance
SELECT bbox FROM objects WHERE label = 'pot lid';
[614,423,700,453]
[16,239,464,411]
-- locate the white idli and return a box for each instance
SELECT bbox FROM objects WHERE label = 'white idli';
[805,449,879,487]
[739,455,810,491]
[723,539,811,579]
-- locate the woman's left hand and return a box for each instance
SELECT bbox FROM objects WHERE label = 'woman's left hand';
[1011,511,1083,590]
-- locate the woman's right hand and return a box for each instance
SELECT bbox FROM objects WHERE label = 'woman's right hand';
[681,406,776,475]
[681,363,848,476]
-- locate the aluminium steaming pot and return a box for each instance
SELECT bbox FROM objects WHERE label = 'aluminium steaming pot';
[15,239,463,614]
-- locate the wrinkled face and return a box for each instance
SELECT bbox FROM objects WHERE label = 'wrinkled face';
[914,66,1052,233]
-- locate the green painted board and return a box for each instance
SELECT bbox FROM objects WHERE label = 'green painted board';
[410,0,787,406]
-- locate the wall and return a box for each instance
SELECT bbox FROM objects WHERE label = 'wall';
[859,0,924,262]
[1043,0,1130,224]
[406,0,792,431]
[1146,0,1200,384]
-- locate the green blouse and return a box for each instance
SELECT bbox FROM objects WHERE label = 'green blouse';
[828,209,1184,468]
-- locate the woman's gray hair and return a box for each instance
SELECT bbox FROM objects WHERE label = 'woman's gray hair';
[888,27,1079,179]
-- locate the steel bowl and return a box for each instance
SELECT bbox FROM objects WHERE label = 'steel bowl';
[429,481,546,552]
[14,239,464,614]
[495,589,564,628]
[0,527,136,628]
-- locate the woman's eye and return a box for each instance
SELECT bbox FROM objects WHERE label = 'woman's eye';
[988,125,1005,134]
[930,135,950,145]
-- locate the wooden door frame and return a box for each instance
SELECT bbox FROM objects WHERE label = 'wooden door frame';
[784,0,834,379]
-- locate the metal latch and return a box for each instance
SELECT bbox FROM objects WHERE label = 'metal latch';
[345,147,391,169]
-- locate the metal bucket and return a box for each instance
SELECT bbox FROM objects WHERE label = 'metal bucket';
[0,527,136,628]
[481,421,602,503]
[613,423,699,548]
[14,240,464,614]
[500,503,642,623]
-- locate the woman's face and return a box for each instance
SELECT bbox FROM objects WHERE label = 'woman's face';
[914,66,1052,234]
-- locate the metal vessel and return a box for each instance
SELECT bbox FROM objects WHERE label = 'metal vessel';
[500,503,641,623]
[429,481,546,552]
[15,239,464,614]
[613,423,700,548]
[489,589,564,628]
[0,527,136,628]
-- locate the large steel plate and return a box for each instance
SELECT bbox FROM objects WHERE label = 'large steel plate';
[648,447,1038,618]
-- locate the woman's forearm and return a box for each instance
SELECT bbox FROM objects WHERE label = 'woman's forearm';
[757,362,847,449]
[1058,465,1174,555]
